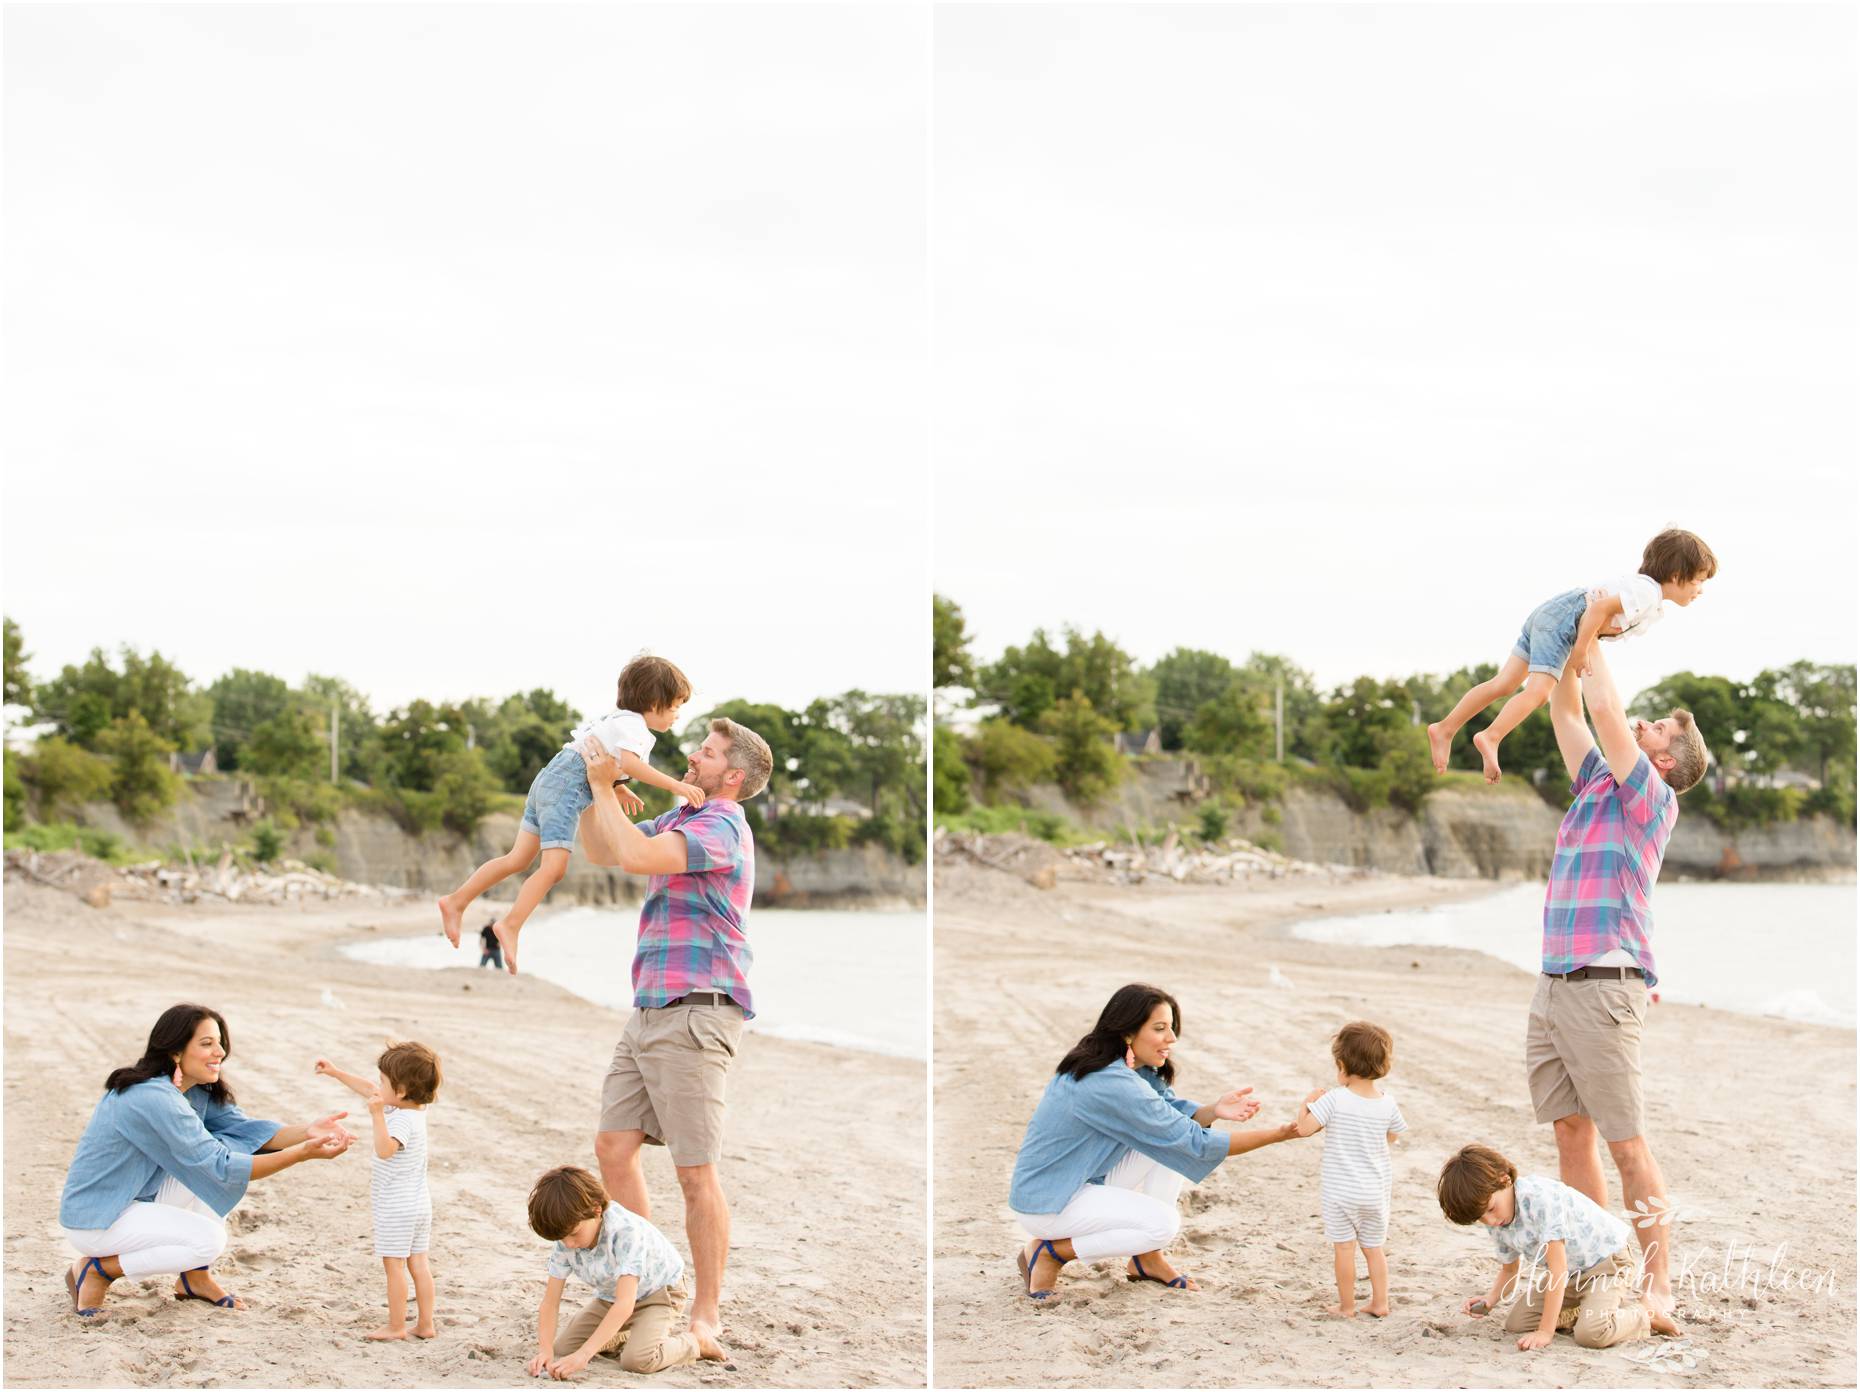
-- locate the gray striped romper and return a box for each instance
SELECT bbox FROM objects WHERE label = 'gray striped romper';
[1309,1087,1407,1247]
[372,1106,431,1258]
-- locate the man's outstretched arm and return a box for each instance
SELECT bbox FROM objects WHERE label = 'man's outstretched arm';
[578,746,690,876]
[1580,644,1643,785]
[1549,662,1594,784]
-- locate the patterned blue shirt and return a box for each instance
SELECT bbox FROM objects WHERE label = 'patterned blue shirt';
[1489,1174,1632,1273]
[547,1201,684,1302]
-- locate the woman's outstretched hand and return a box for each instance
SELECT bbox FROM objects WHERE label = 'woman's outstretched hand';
[306,1110,350,1143]
[1212,1087,1261,1123]
[303,1130,352,1159]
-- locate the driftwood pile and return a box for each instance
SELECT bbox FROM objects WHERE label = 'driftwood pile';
[936,827,1365,890]
[4,847,415,908]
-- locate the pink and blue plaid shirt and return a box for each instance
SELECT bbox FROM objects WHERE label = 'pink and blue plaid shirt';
[1542,747,1677,988]
[631,799,757,1018]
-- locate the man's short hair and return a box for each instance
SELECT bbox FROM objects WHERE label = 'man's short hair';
[1331,1020,1393,1080]
[1437,1144,1518,1225]
[527,1165,607,1241]
[1640,528,1718,584]
[618,656,692,714]
[711,717,773,800]
[377,1041,442,1105]
[1663,708,1710,795]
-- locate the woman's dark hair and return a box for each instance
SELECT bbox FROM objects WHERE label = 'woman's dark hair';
[105,1003,235,1105]
[1054,983,1182,1085]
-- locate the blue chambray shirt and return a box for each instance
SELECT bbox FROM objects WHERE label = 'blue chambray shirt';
[1008,1064,1226,1215]
[60,1079,280,1229]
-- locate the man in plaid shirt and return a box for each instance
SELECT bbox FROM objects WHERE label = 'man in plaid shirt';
[1533,643,1710,1322]
[575,716,774,1348]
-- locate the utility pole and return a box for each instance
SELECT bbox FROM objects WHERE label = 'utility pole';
[330,700,339,783]
[1275,681,1284,763]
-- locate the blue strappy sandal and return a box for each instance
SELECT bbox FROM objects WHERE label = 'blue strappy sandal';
[1016,1240,1067,1301]
[176,1268,239,1309]
[66,1257,112,1317]
[1127,1254,1190,1289]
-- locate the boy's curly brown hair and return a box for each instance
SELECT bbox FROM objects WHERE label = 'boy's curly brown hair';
[377,1041,442,1105]
[527,1165,608,1241]
[1436,1144,1518,1225]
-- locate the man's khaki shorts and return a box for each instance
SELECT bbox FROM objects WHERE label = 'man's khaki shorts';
[1525,974,1647,1142]
[599,1002,744,1166]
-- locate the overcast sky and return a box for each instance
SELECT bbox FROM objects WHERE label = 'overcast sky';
[933,4,1857,705]
[5,4,928,722]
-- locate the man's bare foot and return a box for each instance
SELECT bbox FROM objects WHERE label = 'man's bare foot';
[1325,1303,1357,1318]
[365,1326,408,1341]
[694,1329,728,1361]
[1646,1299,1682,1336]
[691,1313,724,1344]
[1126,1255,1199,1290]
[1426,722,1451,773]
[1472,730,1503,783]
[413,1323,437,1339]
[437,896,463,948]
[492,920,520,976]
[173,1271,246,1309]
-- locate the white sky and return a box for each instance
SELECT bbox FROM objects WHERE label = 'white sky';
[4,4,929,721]
[933,4,1858,704]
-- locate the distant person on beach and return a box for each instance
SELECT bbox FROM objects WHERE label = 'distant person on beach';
[574,715,774,1349]
[438,655,705,975]
[1527,642,1709,1323]
[315,1042,443,1341]
[1427,528,1716,782]
[479,921,502,970]
[1291,1021,1407,1319]
[59,1003,354,1316]
[1438,1144,1679,1351]
[1007,983,1305,1300]
[524,1165,727,1379]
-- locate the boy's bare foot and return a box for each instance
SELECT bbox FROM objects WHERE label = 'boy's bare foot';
[694,1329,728,1361]
[437,896,463,948]
[365,1326,408,1341]
[1426,722,1451,773]
[1471,730,1503,783]
[492,919,520,975]
[1325,1303,1357,1318]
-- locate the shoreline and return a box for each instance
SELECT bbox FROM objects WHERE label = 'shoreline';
[932,859,1856,1388]
[3,881,925,1389]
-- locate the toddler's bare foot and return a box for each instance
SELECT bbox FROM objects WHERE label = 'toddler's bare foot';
[1325,1303,1357,1318]
[437,896,463,948]
[1364,1300,1390,1318]
[492,920,520,976]
[413,1322,437,1338]
[1471,730,1503,783]
[365,1326,408,1341]
[695,1329,728,1361]
[1426,722,1451,773]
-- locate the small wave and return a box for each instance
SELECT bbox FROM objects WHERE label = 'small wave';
[1751,988,1853,1029]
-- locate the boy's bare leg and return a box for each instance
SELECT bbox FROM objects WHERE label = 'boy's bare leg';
[1471,672,1557,782]
[676,1162,730,1340]
[1429,655,1529,772]
[408,1253,436,1337]
[439,830,541,946]
[368,1258,409,1340]
[1327,1241,1358,1317]
[491,848,570,975]
[1363,1245,1390,1317]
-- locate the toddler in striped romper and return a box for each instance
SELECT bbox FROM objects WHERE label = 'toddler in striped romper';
[1294,1021,1407,1319]
[315,1041,442,1341]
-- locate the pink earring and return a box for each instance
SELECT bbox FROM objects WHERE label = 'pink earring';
[1124,1046,1136,1069]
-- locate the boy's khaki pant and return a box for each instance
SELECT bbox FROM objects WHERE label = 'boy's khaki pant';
[1504,1247,1652,1348]
[553,1285,701,1373]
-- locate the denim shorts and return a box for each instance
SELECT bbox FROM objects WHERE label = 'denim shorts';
[1511,588,1589,678]
[521,748,594,850]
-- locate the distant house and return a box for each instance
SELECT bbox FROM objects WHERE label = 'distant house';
[1113,729,1163,757]
[169,749,219,776]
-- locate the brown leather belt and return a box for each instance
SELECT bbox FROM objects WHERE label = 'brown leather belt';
[1546,965,1644,982]
[665,991,734,1007]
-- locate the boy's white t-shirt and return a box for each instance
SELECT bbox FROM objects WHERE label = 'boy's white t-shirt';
[564,709,656,761]
[1590,574,1664,642]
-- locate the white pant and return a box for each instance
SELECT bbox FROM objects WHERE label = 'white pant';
[1012,1150,1188,1261]
[62,1174,230,1279]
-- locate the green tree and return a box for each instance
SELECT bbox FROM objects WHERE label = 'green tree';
[1040,693,1122,805]
[1149,648,1233,750]
[94,712,182,821]
[984,627,1155,732]
[36,646,210,752]
[1184,675,1272,759]
[966,717,1057,797]
[245,708,327,779]
[3,617,31,710]
[933,595,976,690]
[206,668,294,770]
[379,700,472,791]
[17,736,115,818]
[933,724,971,815]
[300,674,380,783]
[834,690,925,822]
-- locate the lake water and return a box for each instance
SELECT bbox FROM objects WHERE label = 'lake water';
[342,906,928,1059]
[1290,882,1855,1028]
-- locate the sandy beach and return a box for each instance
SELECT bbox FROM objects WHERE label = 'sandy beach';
[3,879,925,1389]
[933,859,1856,1389]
